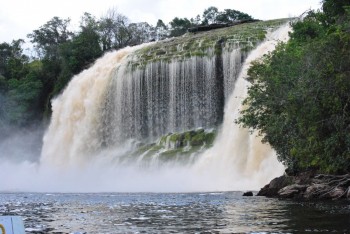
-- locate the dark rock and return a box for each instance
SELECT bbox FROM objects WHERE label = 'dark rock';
[278,184,307,198]
[259,173,350,200]
[188,23,230,33]
[293,171,316,184]
[257,175,293,197]
[188,19,261,33]
[304,184,330,199]
[257,184,279,197]
[329,187,345,199]
[242,191,253,196]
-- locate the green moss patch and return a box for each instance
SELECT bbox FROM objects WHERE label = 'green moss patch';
[130,128,217,163]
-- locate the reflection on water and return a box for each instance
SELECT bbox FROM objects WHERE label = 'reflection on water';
[0,192,349,233]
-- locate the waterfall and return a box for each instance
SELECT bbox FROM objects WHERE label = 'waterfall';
[41,44,153,166]
[41,38,248,165]
[101,46,247,144]
[193,25,290,190]
[1,22,290,192]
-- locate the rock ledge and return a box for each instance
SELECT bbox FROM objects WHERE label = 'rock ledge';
[257,173,350,200]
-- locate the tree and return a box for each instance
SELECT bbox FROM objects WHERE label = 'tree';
[128,22,155,45]
[27,17,73,115]
[201,7,253,25]
[56,12,103,95]
[27,17,73,59]
[169,17,192,37]
[322,0,350,24]
[202,6,219,25]
[6,69,43,126]
[99,7,132,50]
[216,9,253,23]
[190,15,202,26]
[0,40,28,80]
[155,19,168,40]
[238,1,350,174]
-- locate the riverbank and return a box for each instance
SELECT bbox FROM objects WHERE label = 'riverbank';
[257,172,350,200]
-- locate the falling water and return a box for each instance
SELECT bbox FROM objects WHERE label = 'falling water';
[1,23,290,192]
[193,25,291,190]
[40,44,153,167]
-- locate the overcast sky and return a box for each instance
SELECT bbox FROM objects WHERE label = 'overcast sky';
[0,0,321,44]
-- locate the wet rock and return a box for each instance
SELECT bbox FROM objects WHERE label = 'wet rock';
[304,184,331,199]
[278,184,307,198]
[257,175,292,197]
[303,183,345,199]
[329,187,345,199]
[259,173,350,200]
[242,191,253,196]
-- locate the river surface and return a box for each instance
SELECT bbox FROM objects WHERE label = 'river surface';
[0,192,349,233]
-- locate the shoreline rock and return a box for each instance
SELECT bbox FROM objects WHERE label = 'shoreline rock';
[257,173,350,200]
[243,191,253,196]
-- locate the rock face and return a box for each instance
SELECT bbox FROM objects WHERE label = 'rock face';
[257,175,292,197]
[257,173,350,200]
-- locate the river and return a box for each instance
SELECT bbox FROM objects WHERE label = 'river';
[1,192,349,233]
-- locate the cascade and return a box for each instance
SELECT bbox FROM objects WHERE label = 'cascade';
[41,33,250,165]
[101,44,247,145]
[193,25,290,190]
[1,20,290,192]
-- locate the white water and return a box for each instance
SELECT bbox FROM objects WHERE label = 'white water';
[192,25,290,190]
[40,44,153,167]
[0,24,290,193]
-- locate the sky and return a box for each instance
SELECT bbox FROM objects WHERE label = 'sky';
[0,0,322,44]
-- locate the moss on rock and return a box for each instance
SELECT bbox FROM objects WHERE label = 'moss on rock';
[131,128,217,163]
[129,18,290,67]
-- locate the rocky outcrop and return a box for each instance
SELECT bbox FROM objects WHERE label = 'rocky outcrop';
[257,173,350,200]
[257,175,293,197]
[243,191,253,196]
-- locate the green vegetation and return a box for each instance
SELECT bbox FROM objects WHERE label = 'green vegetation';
[237,0,350,174]
[131,129,217,162]
[0,40,44,127]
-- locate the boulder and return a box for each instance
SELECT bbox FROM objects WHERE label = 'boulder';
[242,191,253,196]
[257,175,293,197]
[304,184,331,199]
[329,187,345,199]
[278,184,307,198]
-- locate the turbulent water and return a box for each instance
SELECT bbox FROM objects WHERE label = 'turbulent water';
[1,192,350,233]
[1,24,290,193]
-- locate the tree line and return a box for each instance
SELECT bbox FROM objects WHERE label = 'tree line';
[238,0,350,174]
[0,6,252,134]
